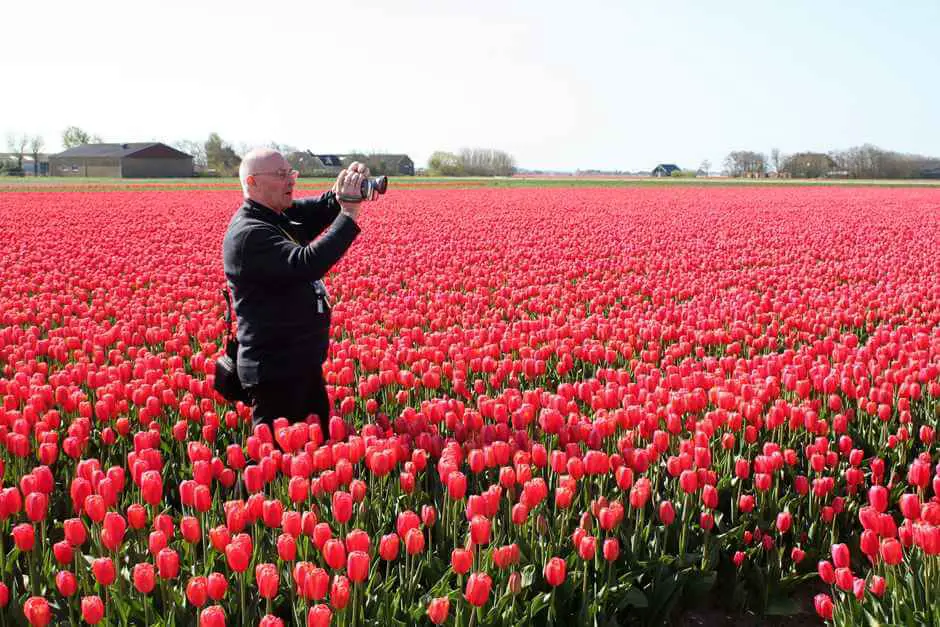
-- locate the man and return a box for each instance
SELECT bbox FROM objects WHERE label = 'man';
[222,148,370,435]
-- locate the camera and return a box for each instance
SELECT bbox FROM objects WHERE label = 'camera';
[360,175,388,201]
[340,175,388,203]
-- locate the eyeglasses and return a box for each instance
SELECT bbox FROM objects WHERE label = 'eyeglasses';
[250,169,299,180]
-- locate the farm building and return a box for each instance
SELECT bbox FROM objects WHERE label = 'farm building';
[49,143,193,178]
[652,164,680,177]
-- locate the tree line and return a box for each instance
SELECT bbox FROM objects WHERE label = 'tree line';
[427,148,516,176]
[724,145,940,179]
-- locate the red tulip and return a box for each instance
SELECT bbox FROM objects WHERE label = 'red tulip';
[331,491,352,524]
[141,470,163,505]
[92,557,116,586]
[405,527,425,555]
[158,548,180,579]
[427,597,450,625]
[776,512,792,534]
[544,557,566,586]
[277,533,297,561]
[187,576,209,606]
[345,529,370,553]
[25,492,48,522]
[12,523,35,551]
[307,604,332,627]
[260,616,285,627]
[225,542,250,573]
[470,515,491,546]
[814,593,833,620]
[347,550,369,583]
[831,543,850,569]
[64,518,87,547]
[330,574,350,609]
[200,605,226,627]
[880,538,903,565]
[452,548,472,574]
[101,512,126,551]
[134,563,156,594]
[23,596,51,627]
[56,570,77,597]
[53,540,74,565]
[81,595,104,624]
[464,572,492,607]
[181,516,201,544]
[322,539,346,570]
[658,501,675,525]
[379,533,399,561]
[255,563,279,599]
[207,572,228,601]
[578,535,597,560]
[603,538,620,562]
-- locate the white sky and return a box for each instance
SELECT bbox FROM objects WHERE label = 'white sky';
[3,0,938,171]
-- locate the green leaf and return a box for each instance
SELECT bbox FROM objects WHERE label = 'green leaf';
[614,586,648,610]
[765,595,801,616]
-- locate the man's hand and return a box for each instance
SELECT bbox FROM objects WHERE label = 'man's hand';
[334,162,371,220]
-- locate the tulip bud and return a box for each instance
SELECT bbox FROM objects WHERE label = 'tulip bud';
[427,597,450,625]
[81,595,104,624]
[543,557,566,586]
[464,572,492,607]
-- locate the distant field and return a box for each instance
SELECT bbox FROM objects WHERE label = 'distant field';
[2,175,940,192]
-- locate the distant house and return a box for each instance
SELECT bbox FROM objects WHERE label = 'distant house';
[359,154,415,176]
[920,165,940,179]
[48,143,193,178]
[651,164,680,177]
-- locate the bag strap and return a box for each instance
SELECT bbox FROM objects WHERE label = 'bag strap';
[221,287,235,341]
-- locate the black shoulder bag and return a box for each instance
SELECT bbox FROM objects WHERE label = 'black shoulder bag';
[212,287,250,403]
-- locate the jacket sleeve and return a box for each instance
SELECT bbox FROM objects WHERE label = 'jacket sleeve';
[285,191,344,242]
[238,214,361,282]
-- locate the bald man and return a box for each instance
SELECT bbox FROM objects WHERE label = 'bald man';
[222,149,371,436]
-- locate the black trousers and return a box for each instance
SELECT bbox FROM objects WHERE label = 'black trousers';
[247,365,331,433]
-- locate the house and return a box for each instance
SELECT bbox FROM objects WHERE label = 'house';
[358,154,415,176]
[48,143,193,178]
[651,164,680,177]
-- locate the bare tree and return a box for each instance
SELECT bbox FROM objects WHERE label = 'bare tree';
[698,159,711,176]
[28,136,44,175]
[770,148,782,174]
[6,134,28,169]
[723,151,767,177]
[173,140,208,169]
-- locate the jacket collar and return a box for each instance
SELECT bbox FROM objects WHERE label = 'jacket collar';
[242,199,292,226]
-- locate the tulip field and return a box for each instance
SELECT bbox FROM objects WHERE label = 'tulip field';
[0,184,939,626]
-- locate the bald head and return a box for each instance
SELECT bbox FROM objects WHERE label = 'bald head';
[239,148,296,212]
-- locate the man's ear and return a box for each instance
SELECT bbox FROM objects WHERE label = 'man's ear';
[245,175,256,188]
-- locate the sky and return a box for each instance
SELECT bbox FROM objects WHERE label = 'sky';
[3,0,939,172]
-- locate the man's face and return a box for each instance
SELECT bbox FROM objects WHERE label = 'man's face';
[247,154,296,212]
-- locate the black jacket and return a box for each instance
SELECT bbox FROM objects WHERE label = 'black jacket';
[222,192,360,385]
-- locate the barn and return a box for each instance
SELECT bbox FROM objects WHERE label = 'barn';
[49,143,194,178]
[651,164,680,177]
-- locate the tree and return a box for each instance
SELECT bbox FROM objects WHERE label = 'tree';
[6,134,28,169]
[770,148,782,174]
[427,151,464,176]
[28,136,44,175]
[62,126,101,148]
[173,140,208,169]
[698,160,711,176]
[781,152,836,178]
[204,133,241,176]
[723,151,767,178]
